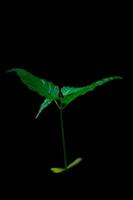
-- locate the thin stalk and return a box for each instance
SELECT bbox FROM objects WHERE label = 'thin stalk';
[60,106,67,168]
[55,100,61,109]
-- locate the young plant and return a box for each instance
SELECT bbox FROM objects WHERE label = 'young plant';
[7,68,122,173]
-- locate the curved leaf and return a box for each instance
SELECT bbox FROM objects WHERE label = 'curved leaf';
[50,168,66,173]
[67,157,82,169]
[61,86,83,96]
[7,68,59,99]
[61,76,123,106]
[35,98,53,119]
[50,157,83,173]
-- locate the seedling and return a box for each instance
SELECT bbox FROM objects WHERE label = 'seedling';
[7,68,122,173]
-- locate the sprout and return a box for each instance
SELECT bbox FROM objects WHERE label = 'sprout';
[7,68,123,173]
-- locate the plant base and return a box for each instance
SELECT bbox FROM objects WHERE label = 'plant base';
[50,157,82,173]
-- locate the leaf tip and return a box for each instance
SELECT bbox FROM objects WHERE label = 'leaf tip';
[6,69,13,73]
[114,76,123,80]
[6,68,19,73]
[35,115,39,119]
[50,168,66,173]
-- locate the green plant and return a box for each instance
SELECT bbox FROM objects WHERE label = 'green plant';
[7,68,123,173]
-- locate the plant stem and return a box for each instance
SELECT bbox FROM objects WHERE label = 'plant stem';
[60,106,67,168]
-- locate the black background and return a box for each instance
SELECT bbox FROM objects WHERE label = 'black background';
[0,2,131,196]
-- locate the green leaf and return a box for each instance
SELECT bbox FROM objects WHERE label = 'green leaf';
[61,86,83,96]
[7,68,59,99]
[50,157,83,173]
[61,76,123,106]
[50,168,66,173]
[67,157,82,169]
[35,98,53,119]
